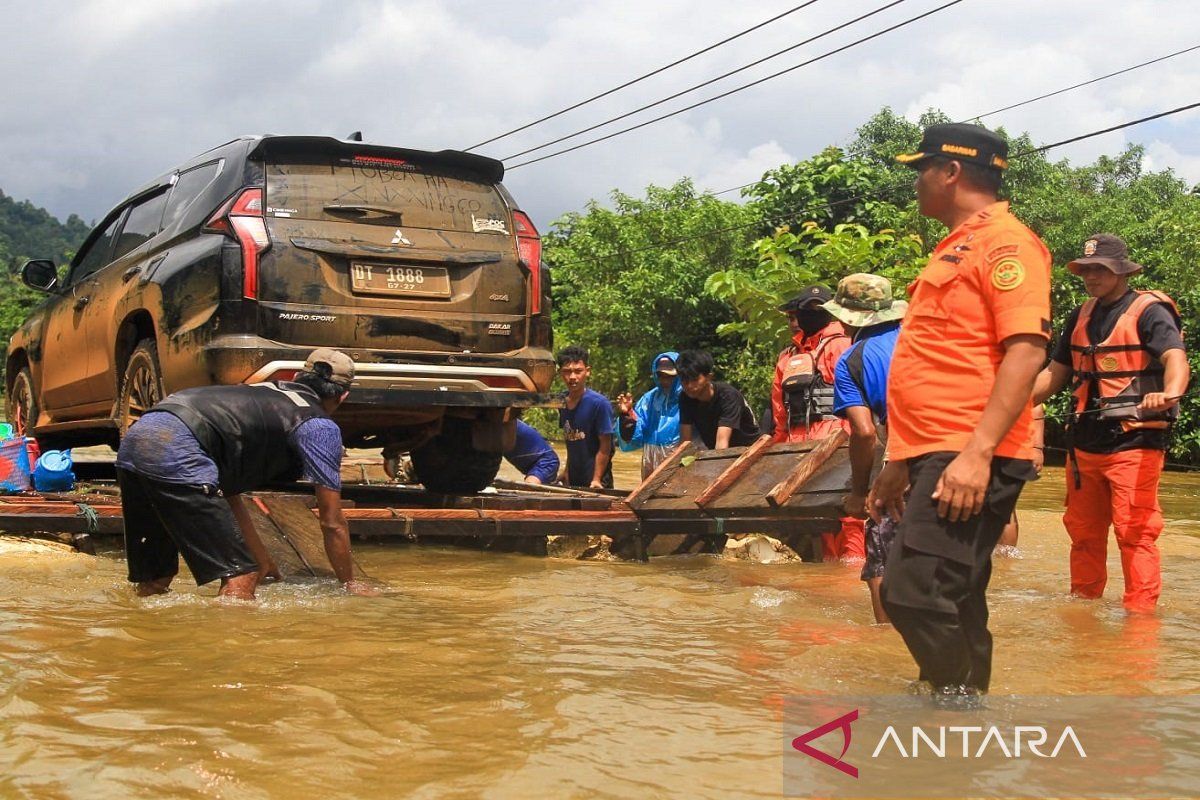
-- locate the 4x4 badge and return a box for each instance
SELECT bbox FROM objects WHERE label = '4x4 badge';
[390,229,413,246]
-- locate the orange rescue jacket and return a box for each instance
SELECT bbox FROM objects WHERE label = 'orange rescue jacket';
[1069,290,1182,429]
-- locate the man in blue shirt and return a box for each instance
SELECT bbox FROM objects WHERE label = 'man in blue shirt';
[505,420,560,485]
[615,351,682,479]
[556,345,614,488]
[116,348,375,600]
[825,274,906,623]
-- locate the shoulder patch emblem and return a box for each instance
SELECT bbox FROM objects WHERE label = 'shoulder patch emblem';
[991,258,1025,291]
[986,243,1020,263]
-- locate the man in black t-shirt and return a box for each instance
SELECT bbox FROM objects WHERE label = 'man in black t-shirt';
[675,350,759,450]
[1033,234,1190,612]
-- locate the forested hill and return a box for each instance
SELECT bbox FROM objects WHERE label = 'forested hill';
[0,189,91,268]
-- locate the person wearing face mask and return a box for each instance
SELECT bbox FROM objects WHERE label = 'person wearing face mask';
[771,284,863,561]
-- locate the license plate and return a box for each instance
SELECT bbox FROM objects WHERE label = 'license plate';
[350,262,451,298]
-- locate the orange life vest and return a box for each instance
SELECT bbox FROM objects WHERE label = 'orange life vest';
[1069,290,1181,430]
[780,329,846,427]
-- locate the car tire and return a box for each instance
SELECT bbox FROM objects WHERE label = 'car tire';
[118,340,165,436]
[8,367,39,438]
[411,417,502,494]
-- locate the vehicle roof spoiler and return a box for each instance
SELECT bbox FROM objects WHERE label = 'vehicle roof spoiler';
[249,136,505,182]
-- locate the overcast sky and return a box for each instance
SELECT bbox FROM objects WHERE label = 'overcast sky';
[3,0,1199,233]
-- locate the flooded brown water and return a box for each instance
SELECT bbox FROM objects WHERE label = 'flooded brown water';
[2,456,1199,798]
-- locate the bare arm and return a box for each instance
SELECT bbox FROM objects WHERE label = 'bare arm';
[714,426,733,450]
[1032,361,1072,405]
[679,423,694,446]
[934,335,1047,521]
[226,494,280,581]
[1141,349,1191,411]
[315,485,374,595]
[590,433,613,488]
[843,406,877,517]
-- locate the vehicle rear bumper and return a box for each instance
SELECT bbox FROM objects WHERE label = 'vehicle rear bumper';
[203,336,558,408]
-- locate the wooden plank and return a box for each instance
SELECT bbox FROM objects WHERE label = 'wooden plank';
[258,495,369,579]
[766,429,849,508]
[245,497,316,578]
[693,435,773,508]
[624,441,695,510]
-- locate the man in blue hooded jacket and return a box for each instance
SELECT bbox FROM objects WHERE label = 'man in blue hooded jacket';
[615,352,682,479]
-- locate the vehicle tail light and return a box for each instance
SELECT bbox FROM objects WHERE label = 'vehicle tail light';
[512,211,542,314]
[204,188,270,299]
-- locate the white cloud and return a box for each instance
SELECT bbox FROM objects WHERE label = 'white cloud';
[2,0,1199,231]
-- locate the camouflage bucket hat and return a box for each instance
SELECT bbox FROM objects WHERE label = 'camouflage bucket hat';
[820,273,908,328]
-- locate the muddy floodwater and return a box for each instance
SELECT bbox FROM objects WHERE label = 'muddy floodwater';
[2,455,1199,798]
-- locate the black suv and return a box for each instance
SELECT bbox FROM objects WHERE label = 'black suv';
[7,135,555,492]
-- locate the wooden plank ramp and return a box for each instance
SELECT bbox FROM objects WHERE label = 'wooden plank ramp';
[0,432,853,561]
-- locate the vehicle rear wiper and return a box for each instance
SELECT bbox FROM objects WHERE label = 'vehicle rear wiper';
[323,203,404,221]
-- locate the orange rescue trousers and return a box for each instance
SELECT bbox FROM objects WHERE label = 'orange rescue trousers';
[1063,448,1165,612]
[781,419,865,562]
[822,517,866,562]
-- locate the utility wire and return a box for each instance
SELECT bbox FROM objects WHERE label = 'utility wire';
[1014,100,1200,157]
[463,0,824,152]
[967,43,1200,121]
[547,99,1200,269]
[507,0,965,170]
[707,43,1200,198]
[501,0,911,161]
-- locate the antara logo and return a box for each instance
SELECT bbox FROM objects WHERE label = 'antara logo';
[791,708,1088,778]
[792,709,859,778]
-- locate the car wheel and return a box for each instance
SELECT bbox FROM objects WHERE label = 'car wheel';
[118,340,165,435]
[8,367,39,438]
[411,417,502,494]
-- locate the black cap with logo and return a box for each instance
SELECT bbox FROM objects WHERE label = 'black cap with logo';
[896,123,1009,171]
[779,284,833,312]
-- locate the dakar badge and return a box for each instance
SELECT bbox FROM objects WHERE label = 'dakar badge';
[991,258,1025,291]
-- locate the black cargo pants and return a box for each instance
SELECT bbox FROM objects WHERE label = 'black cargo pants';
[880,451,1034,692]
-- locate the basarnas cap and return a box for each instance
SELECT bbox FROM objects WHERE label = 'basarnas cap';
[303,348,355,388]
[779,284,833,312]
[895,123,1009,170]
[1067,233,1142,276]
[655,356,678,376]
[821,273,908,328]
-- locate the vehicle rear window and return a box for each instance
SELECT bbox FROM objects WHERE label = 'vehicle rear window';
[112,190,168,260]
[265,158,510,234]
[162,161,223,232]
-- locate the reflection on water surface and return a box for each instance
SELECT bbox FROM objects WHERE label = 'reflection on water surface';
[1,462,1198,798]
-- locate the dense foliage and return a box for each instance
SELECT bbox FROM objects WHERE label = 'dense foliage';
[544,108,1200,460]
[2,108,1198,460]
[0,191,90,360]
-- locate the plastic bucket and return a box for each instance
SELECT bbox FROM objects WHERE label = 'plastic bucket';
[0,437,32,492]
[33,449,75,493]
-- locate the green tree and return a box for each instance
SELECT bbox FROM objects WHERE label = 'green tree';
[543,179,757,397]
[706,222,925,403]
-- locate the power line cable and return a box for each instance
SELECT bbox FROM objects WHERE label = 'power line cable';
[706,44,1200,198]
[463,0,824,152]
[500,0,911,161]
[967,43,1200,121]
[1013,100,1200,157]
[548,100,1200,269]
[507,0,965,170]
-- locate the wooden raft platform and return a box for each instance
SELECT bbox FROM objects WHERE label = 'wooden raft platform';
[0,433,852,561]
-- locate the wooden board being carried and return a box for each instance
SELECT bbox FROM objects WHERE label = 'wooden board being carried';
[623,431,850,524]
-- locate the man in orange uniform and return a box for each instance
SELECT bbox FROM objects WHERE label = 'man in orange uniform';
[869,124,1051,696]
[771,285,863,561]
[1033,234,1189,612]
